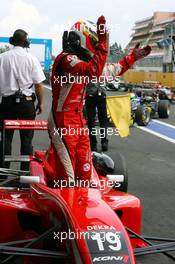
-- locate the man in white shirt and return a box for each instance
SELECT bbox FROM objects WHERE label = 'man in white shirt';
[0,29,45,170]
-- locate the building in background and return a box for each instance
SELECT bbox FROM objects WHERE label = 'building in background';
[126,12,175,72]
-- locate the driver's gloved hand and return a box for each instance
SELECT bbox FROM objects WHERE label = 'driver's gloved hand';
[132,43,152,61]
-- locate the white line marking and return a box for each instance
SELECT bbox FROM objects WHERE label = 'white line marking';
[44,85,51,90]
[135,125,175,144]
[152,119,175,129]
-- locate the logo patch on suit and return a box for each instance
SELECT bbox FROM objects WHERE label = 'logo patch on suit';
[83,163,90,172]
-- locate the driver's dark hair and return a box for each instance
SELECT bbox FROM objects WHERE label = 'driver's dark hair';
[9,29,29,47]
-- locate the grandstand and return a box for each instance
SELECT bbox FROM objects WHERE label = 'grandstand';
[126,12,175,72]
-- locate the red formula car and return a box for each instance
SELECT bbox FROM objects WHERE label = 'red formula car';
[0,120,175,264]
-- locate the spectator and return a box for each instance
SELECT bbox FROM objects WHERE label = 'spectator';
[0,29,45,170]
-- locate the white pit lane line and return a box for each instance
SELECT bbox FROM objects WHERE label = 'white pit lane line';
[135,120,175,144]
[152,119,175,129]
[44,84,51,90]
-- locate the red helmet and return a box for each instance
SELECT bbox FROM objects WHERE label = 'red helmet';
[70,20,98,56]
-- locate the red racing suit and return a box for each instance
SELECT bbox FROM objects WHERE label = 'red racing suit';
[47,41,149,182]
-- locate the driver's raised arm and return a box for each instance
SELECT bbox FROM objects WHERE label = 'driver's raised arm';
[102,43,151,78]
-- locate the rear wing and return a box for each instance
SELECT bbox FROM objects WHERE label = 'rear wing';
[0,120,48,165]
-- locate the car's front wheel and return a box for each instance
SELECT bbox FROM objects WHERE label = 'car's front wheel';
[135,106,151,126]
[158,100,170,118]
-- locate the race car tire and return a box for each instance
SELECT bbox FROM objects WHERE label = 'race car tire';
[135,106,151,126]
[158,100,170,118]
[113,153,128,192]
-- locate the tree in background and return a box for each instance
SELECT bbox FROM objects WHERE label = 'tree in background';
[0,45,10,54]
[107,42,125,63]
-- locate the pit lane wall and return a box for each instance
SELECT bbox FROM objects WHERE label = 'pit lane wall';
[123,71,175,88]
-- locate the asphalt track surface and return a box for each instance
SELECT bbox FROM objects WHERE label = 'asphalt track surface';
[11,86,175,264]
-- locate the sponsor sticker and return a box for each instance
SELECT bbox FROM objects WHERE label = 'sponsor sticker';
[83,163,90,172]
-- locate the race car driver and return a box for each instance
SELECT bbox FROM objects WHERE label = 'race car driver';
[47,16,151,183]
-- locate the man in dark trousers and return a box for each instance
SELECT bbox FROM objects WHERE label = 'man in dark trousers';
[85,82,108,152]
[0,29,45,170]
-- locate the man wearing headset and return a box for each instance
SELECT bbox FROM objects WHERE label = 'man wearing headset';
[47,16,151,183]
[0,29,45,170]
